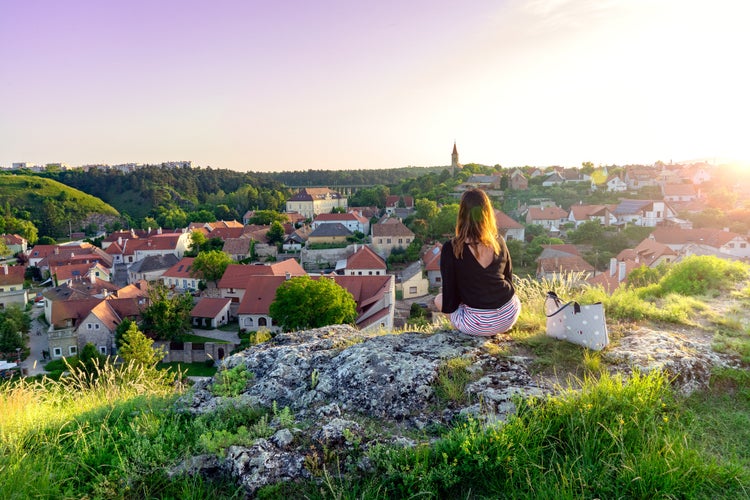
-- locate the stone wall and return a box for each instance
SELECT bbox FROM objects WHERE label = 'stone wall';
[155,341,236,364]
[300,245,353,271]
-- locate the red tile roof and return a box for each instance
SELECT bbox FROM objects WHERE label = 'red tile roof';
[163,257,196,278]
[346,246,386,270]
[527,206,568,221]
[0,265,25,286]
[372,219,414,237]
[191,297,232,318]
[218,260,306,289]
[423,243,442,271]
[494,209,523,229]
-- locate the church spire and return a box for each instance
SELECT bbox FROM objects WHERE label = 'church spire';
[451,141,460,176]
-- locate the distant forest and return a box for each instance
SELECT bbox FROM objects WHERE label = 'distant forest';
[14,164,449,234]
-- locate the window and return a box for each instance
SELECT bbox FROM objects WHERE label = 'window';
[98,346,107,355]
[741,243,747,249]
[95,324,99,329]
[87,323,93,330]
[369,271,373,275]
[729,243,735,248]
[436,277,442,283]
[69,346,77,355]
[244,317,254,327]
[387,238,391,244]
[53,347,62,358]
[409,286,417,294]
[398,238,403,244]
[358,271,362,275]
[259,317,268,327]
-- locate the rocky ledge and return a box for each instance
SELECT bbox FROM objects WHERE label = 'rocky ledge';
[174,323,740,496]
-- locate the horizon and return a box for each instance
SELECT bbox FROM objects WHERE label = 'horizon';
[1,1,748,172]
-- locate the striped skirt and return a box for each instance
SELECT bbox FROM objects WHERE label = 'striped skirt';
[450,295,521,337]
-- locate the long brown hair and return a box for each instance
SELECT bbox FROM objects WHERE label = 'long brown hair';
[453,189,500,259]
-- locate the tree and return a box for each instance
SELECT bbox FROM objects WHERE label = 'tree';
[191,250,233,286]
[266,221,285,246]
[247,210,288,225]
[0,306,30,355]
[140,284,194,340]
[79,342,106,375]
[118,323,165,367]
[270,276,357,332]
[115,318,134,348]
[187,230,208,256]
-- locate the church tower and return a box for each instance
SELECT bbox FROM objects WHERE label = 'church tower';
[451,141,461,176]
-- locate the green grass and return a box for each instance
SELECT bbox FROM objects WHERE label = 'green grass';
[280,371,749,499]
[178,334,231,344]
[158,361,217,377]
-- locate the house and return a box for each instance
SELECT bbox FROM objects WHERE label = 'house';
[509,170,528,190]
[536,245,594,281]
[385,195,415,215]
[567,204,617,227]
[47,298,103,358]
[340,245,386,276]
[331,275,396,332]
[617,238,677,268]
[662,183,698,202]
[541,171,566,187]
[283,226,312,252]
[605,175,628,193]
[422,243,443,288]
[285,187,347,219]
[236,275,287,332]
[307,223,352,245]
[191,297,233,328]
[127,254,179,283]
[612,200,675,227]
[50,262,111,286]
[525,206,569,230]
[26,244,57,267]
[222,237,253,261]
[77,296,145,355]
[648,227,750,259]
[458,174,501,191]
[398,261,429,299]
[587,258,641,294]
[36,243,114,275]
[371,218,415,258]
[624,166,660,191]
[0,264,28,309]
[312,212,369,235]
[218,260,306,303]
[161,257,200,292]
[1,234,27,256]
[494,210,525,241]
[121,232,190,265]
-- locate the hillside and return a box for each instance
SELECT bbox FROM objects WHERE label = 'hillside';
[0,173,119,238]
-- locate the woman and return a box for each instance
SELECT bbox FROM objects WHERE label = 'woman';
[434,188,521,336]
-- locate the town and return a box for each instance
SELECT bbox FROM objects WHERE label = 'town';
[1,145,748,380]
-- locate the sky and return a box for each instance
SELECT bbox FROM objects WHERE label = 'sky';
[1,0,749,172]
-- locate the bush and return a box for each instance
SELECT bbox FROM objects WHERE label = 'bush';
[657,255,748,297]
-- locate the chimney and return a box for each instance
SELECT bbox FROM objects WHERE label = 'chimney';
[618,261,627,283]
[285,271,291,280]
[609,258,617,277]
[90,272,95,284]
[157,227,162,235]
[2,264,7,275]
[118,236,122,246]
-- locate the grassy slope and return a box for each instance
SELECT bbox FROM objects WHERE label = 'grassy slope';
[0,173,119,217]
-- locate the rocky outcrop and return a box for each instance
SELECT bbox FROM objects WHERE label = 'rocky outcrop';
[603,327,739,395]
[176,325,548,495]
[174,323,738,496]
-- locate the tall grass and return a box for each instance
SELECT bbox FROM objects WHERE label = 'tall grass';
[0,361,243,499]
[297,371,748,499]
